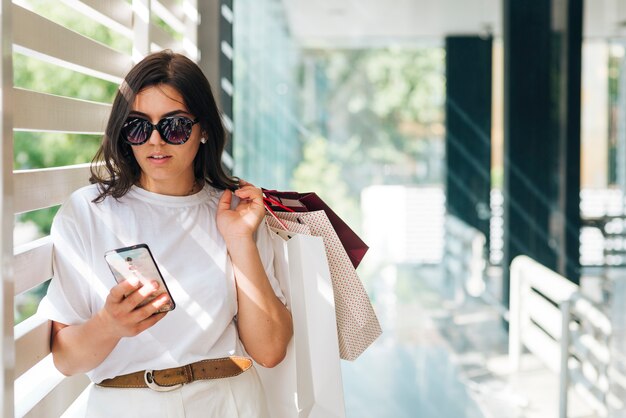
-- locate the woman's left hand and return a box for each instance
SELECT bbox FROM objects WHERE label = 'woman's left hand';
[216,180,265,243]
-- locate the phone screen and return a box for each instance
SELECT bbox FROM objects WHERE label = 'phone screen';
[104,244,175,312]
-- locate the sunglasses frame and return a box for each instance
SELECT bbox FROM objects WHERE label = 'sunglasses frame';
[122,115,200,145]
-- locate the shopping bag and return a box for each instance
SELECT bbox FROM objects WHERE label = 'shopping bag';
[263,189,369,269]
[256,224,346,418]
[265,211,382,361]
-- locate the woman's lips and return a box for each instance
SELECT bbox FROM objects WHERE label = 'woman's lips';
[147,155,171,164]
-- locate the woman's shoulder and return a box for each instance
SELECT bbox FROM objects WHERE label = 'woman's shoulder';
[65,184,102,206]
[55,184,107,220]
[51,184,101,234]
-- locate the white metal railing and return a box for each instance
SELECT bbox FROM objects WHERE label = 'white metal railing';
[2,1,202,416]
[509,255,617,417]
[560,293,620,417]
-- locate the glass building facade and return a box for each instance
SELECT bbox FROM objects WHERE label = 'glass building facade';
[232,0,301,189]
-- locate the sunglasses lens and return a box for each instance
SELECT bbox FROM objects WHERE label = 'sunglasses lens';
[123,116,196,145]
[160,117,193,144]
[122,118,150,144]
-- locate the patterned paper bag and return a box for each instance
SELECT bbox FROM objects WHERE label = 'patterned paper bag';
[265,211,382,361]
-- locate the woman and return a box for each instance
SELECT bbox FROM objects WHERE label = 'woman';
[37,50,293,417]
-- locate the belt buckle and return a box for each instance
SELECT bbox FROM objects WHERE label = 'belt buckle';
[144,370,182,392]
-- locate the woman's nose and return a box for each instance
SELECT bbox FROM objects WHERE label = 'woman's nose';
[147,126,165,145]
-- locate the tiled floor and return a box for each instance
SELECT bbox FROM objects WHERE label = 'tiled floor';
[341,264,486,417]
[340,264,598,418]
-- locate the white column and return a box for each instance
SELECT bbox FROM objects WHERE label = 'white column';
[581,41,609,189]
[0,0,15,416]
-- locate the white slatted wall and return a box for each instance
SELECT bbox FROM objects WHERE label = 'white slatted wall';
[2,1,200,416]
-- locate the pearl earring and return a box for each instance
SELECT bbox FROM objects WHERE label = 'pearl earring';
[200,137,207,144]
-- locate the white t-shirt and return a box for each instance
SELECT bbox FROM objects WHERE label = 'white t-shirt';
[37,183,284,383]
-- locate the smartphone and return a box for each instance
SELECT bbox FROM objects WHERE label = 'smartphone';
[104,244,175,313]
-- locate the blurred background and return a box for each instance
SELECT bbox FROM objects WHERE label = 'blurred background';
[9,0,626,417]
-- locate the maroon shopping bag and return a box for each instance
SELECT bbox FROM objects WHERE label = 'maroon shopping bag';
[262,189,369,268]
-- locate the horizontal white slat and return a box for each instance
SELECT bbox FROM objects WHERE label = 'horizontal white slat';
[24,374,90,418]
[569,363,610,416]
[522,325,560,374]
[14,236,53,295]
[150,22,179,51]
[221,3,234,24]
[15,355,90,418]
[14,314,51,379]
[13,88,110,134]
[61,0,133,37]
[571,329,611,367]
[14,164,92,214]
[13,3,132,82]
[153,0,185,32]
[571,294,612,336]
[527,290,563,339]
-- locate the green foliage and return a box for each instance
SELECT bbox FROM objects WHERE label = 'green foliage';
[289,48,445,288]
[20,0,131,54]
[291,137,362,232]
[301,48,445,197]
[15,281,49,324]
[14,132,102,170]
[291,47,445,233]
[14,54,119,102]
[13,2,123,237]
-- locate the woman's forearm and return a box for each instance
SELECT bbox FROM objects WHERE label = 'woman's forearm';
[50,314,121,376]
[227,237,293,368]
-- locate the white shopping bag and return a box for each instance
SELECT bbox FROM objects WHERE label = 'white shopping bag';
[266,212,382,361]
[256,224,346,418]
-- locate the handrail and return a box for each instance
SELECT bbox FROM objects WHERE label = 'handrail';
[509,255,577,370]
[509,255,614,417]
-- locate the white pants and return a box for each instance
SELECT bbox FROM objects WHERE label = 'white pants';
[63,366,270,418]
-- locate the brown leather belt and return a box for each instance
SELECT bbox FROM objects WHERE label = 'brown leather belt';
[97,356,252,391]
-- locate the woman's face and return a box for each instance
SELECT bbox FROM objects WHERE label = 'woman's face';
[129,84,202,195]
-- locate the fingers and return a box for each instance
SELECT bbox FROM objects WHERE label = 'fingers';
[220,181,262,210]
[234,181,262,203]
[217,188,233,213]
[234,187,262,201]
[103,281,170,338]
[123,280,160,308]
[136,311,167,332]
[109,279,142,302]
[137,293,171,317]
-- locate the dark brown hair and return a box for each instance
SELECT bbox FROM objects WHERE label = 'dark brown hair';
[90,50,237,201]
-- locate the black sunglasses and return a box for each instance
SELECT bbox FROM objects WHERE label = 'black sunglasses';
[121,116,199,145]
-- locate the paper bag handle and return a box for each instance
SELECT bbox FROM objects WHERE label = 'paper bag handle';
[263,196,294,231]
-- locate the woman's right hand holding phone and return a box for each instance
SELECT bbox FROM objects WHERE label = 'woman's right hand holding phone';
[50,279,170,376]
[98,279,170,338]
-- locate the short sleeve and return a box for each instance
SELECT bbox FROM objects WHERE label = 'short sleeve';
[255,220,287,305]
[36,200,95,325]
